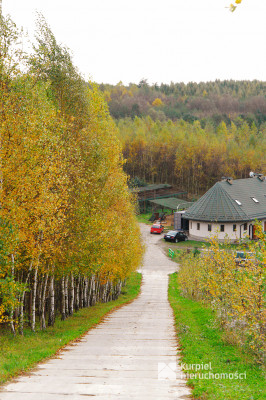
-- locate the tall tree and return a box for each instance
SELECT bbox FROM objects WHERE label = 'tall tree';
[0,14,143,334]
[29,14,89,129]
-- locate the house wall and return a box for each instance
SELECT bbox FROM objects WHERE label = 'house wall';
[188,220,266,242]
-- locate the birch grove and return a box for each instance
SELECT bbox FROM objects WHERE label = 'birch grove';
[0,14,143,333]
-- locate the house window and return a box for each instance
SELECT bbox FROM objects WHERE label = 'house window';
[233,224,237,232]
[251,197,259,203]
[220,225,224,232]
[235,200,242,205]
[243,223,247,230]
[208,224,212,232]
[197,223,200,230]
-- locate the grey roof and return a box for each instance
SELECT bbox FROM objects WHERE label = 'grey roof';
[131,184,172,193]
[149,197,191,210]
[183,177,266,222]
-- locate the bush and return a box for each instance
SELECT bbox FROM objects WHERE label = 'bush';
[178,226,266,362]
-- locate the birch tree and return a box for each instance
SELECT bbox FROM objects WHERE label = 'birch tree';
[0,13,143,334]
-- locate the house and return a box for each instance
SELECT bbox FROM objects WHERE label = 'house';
[183,174,266,242]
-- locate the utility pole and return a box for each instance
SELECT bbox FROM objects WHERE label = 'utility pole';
[0,0,2,16]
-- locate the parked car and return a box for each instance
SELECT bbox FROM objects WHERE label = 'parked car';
[164,230,188,243]
[150,223,164,234]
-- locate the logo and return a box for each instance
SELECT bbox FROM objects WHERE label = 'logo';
[158,362,177,380]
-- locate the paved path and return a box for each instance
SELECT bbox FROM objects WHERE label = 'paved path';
[0,224,191,400]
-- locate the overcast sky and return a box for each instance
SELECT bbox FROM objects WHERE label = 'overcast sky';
[3,0,266,85]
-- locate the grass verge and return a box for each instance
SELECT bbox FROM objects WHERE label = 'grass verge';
[167,240,241,249]
[169,272,265,400]
[171,240,211,249]
[136,212,153,224]
[0,271,142,386]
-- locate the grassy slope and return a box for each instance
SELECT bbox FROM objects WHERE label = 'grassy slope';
[0,272,142,386]
[169,273,266,400]
[136,213,153,224]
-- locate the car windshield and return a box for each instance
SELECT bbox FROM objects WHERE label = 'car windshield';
[167,231,177,235]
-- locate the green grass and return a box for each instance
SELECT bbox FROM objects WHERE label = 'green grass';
[169,240,241,249]
[0,272,142,386]
[173,240,211,248]
[165,241,247,263]
[136,212,153,224]
[168,272,266,400]
[136,212,174,226]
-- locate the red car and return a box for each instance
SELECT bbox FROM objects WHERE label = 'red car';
[150,224,164,234]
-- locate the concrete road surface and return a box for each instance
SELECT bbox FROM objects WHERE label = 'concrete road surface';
[0,223,191,400]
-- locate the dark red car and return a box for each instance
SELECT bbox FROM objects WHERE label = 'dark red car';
[150,224,164,234]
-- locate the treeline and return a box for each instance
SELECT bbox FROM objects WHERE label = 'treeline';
[99,80,266,127]
[117,117,266,195]
[0,15,143,334]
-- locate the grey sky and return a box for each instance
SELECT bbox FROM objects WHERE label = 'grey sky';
[3,0,266,85]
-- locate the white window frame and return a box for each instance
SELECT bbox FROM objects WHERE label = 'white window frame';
[251,197,259,203]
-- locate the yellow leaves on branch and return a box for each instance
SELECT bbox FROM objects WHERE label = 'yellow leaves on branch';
[0,14,144,325]
[152,98,163,107]
[178,226,265,360]
[0,305,8,323]
[228,0,242,12]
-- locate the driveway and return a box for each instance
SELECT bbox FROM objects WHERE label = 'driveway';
[0,223,191,400]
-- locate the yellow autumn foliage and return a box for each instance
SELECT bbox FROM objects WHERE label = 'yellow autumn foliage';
[0,14,144,333]
[178,226,265,361]
[152,98,163,107]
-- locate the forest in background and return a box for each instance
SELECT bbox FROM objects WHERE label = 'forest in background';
[117,117,266,195]
[0,15,143,334]
[100,80,266,127]
[99,81,266,195]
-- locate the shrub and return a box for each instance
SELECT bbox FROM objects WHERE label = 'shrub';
[178,225,266,361]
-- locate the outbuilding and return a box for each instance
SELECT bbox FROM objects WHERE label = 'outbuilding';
[183,174,266,242]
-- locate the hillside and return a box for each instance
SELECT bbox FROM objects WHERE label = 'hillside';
[99,80,266,127]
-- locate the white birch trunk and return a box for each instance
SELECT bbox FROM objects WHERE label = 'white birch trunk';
[31,267,38,332]
[48,275,55,326]
[64,276,69,317]
[69,274,74,316]
[19,262,33,335]
[75,276,80,311]
[61,276,66,320]
[117,281,122,297]
[91,275,96,305]
[109,280,113,301]
[80,277,84,309]
[38,277,43,319]
[96,278,100,303]
[102,281,107,303]
[10,254,16,335]
[84,277,88,307]
[40,273,48,330]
